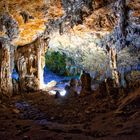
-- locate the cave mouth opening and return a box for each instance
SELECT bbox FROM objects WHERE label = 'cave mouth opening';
[43,49,81,96]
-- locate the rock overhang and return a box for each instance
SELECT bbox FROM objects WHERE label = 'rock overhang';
[12,19,46,46]
[0,0,139,74]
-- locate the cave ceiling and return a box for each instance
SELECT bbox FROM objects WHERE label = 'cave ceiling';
[0,0,140,72]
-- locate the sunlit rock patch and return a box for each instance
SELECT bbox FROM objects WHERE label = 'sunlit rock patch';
[0,31,5,37]
[12,19,46,46]
[128,0,140,24]
[84,3,118,31]
[0,0,63,46]
[49,31,109,76]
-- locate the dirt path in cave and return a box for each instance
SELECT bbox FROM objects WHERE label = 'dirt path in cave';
[0,89,140,140]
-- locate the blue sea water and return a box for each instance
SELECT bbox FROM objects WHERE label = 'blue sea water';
[43,66,80,88]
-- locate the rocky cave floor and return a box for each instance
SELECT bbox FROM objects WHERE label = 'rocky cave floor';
[0,88,140,140]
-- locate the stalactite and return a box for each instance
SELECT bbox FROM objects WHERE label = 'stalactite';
[106,42,120,88]
[59,22,63,35]
[20,11,34,24]
[104,0,127,88]
[117,0,127,49]
[3,0,9,13]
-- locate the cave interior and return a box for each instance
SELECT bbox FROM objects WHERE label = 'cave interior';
[0,0,140,140]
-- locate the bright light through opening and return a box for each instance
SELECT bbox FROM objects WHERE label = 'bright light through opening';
[49,90,56,95]
[60,90,66,96]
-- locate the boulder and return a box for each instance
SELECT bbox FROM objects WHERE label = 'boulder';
[66,78,78,97]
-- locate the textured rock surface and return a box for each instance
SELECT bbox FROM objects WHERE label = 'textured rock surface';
[0,37,14,97]
[0,0,140,95]
[0,12,19,40]
[80,71,92,96]
[15,37,48,92]
[47,0,140,82]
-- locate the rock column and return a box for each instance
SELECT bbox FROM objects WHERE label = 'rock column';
[37,37,48,89]
[0,39,13,97]
[109,47,120,87]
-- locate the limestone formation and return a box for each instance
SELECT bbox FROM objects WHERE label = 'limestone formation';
[37,37,49,89]
[0,12,19,40]
[0,38,14,97]
[108,47,120,87]
[66,78,78,97]
[15,37,48,92]
[20,11,34,23]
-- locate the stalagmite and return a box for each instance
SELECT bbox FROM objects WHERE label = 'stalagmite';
[80,71,91,96]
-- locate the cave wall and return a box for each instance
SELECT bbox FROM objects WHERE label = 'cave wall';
[0,11,48,94]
